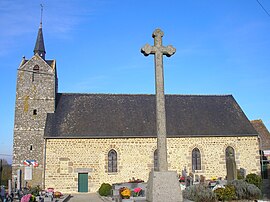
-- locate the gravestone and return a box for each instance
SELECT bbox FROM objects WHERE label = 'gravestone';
[239,167,246,179]
[226,147,237,181]
[141,28,182,202]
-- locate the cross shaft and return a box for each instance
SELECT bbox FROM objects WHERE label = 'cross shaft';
[141,29,176,172]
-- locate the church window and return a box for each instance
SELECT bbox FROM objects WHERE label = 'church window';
[30,145,33,151]
[154,149,158,171]
[33,109,37,115]
[192,148,201,171]
[108,149,117,173]
[32,65,39,82]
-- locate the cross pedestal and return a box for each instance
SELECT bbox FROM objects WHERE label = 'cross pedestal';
[141,29,183,202]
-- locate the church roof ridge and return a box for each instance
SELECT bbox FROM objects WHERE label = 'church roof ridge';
[57,92,233,97]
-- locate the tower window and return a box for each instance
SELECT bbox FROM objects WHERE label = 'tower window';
[32,65,39,82]
[30,145,33,151]
[33,109,37,115]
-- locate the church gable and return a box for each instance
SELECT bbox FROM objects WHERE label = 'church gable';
[44,94,257,138]
[19,54,56,73]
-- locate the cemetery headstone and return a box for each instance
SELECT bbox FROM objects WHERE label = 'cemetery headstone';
[226,147,237,181]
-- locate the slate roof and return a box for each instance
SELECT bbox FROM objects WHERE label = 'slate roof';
[251,120,270,150]
[44,94,258,138]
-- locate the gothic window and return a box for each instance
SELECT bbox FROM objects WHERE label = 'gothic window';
[192,148,201,171]
[30,145,33,151]
[33,109,37,115]
[154,149,158,171]
[108,149,117,173]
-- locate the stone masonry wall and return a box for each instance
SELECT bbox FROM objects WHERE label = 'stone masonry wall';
[45,136,260,193]
[13,55,56,188]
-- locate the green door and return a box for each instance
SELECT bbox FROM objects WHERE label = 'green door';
[78,173,88,192]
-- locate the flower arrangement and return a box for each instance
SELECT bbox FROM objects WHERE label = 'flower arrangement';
[133,187,142,197]
[54,191,62,198]
[46,188,54,193]
[209,177,218,187]
[179,176,185,182]
[21,194,36,202]
[119,187,131,199]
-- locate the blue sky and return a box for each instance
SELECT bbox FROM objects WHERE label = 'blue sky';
[0,0,269,163]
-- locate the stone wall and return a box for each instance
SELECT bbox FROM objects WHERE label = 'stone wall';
[45,136,260,193]
[13,55,57,187]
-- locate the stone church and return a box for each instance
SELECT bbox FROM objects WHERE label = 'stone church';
[12,23,261,193]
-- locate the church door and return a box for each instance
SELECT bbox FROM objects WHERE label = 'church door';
[78,173,88,192]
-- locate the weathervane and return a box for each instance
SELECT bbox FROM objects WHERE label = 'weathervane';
[40,4,43,25]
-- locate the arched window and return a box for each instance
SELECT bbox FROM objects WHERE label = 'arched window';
[32,65,39,82]
[108,149,117,173]
[192,148,201,171]
[154,149,158,171]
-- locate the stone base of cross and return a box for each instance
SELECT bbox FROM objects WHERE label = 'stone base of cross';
[146,171,183,202]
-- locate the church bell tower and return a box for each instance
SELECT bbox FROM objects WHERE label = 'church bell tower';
[12,21,58,188]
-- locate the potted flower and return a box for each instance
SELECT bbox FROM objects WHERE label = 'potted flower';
[21,194,36,202]
[54,191,62,198]
[119,187,131,199]
[133,187,142,197]
[209,177,217,187]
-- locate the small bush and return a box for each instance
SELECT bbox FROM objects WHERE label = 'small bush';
[229,179,261,200]
[182,184,216,202]
[30,185,41,196]
[229,180,247,200]
[98,183,112,196]
[245,173,262,189]
[214,185,236,201]
[246,183,261,200]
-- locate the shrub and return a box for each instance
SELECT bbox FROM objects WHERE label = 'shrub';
[30,185,41,196]
[246,183,261,200]
[214,185,236,201]
[229,179,261,200]
[98,183,112,196]
[229,180,247,199]
[245,173,262,189]
[182,184,216,202]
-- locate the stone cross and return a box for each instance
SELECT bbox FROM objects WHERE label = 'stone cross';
[141,29,176,172]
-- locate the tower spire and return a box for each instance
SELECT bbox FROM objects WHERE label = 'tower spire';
[34,4,46,59]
